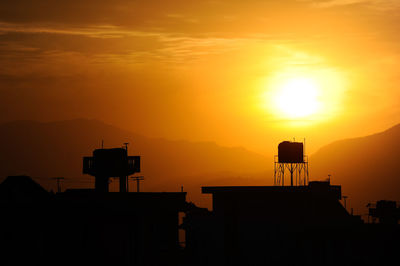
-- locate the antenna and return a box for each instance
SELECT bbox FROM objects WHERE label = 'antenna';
[130,176,144,192]
[124,142,129,152]
[123,143,130,192]
[101,140,104,149]
[52,177,65,193]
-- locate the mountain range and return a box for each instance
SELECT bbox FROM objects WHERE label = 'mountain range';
[310,124,400,214]
[0,119,399,212]
[0,119,270,207]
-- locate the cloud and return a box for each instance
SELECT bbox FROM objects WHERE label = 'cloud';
[0,22,160,39]
[308,0,400,9]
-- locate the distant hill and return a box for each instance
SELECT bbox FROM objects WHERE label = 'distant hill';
[0,119,271,207]
[310,124,400,214]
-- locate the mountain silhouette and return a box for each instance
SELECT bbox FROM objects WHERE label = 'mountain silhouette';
[0,119,270,207]
[310,124,400,214]
[2,119,398,211]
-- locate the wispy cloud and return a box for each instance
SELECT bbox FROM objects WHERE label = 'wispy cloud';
[308,0,400,9]
[0,22,161,39]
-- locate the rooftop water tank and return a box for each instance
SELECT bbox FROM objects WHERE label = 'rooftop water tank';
[278,141,304,163]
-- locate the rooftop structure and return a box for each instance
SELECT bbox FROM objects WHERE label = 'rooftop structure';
[83,147,141,193]
[275,141,309,186]
[202,181,346,225]
[368,200,400,224]
[183,181,363,265]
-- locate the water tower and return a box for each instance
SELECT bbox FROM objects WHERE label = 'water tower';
[274,141,309,186]
[83,147,141,192]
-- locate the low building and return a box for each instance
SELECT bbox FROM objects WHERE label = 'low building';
[184,181,374,266]
[0,176,186,266]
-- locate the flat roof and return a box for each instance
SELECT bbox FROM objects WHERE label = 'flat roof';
[202,184,341,194]
[202,186,311,194]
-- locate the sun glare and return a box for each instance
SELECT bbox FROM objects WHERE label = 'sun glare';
[260,67,347,124]
[274,78,320,119]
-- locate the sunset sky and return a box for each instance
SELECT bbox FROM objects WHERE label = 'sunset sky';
[1,0,400,155]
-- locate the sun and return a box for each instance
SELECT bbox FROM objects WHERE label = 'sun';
[273,77,321,119]
[259,67,347,125]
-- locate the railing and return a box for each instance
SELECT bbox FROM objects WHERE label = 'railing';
[127,156,141,173]
[83,156,141,176]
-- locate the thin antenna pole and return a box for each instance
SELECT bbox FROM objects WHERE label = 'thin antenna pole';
[124,142,129,152]
[290,163,293,186]
[123,143,129,192]
[130,176,144,192]
[101,140,104,149]
[52,177,65,193]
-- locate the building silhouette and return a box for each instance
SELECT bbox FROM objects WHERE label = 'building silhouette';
[0,144,399,265]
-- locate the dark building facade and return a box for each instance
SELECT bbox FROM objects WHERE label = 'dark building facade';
[0,176,186,266]
[183,181,399,266]
[1,176,399,266]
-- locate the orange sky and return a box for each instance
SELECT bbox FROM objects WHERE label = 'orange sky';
[0,0,399,156]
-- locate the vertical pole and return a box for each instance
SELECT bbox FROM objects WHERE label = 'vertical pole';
[124,143,129,193]
[298,166,302,186]
[120,176,127,193]
[304,163,307,186]
[137,178,140,192]
[52,177,64,193]
[124,142,129,152]
[290,163,293,186]
[274,161,276,186]
[306,161,309,185]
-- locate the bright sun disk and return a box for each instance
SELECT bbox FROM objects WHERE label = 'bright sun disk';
[273,77,321,119]
[260,67,347,125]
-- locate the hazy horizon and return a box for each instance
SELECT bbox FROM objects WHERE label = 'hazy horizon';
[1,118,399,157]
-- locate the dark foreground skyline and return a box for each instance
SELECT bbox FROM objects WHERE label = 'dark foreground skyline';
[1,1,400,264]
[0,141,399,265]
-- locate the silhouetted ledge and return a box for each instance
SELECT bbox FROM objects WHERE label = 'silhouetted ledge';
[202,181,341,200]
[200,182,351,227]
